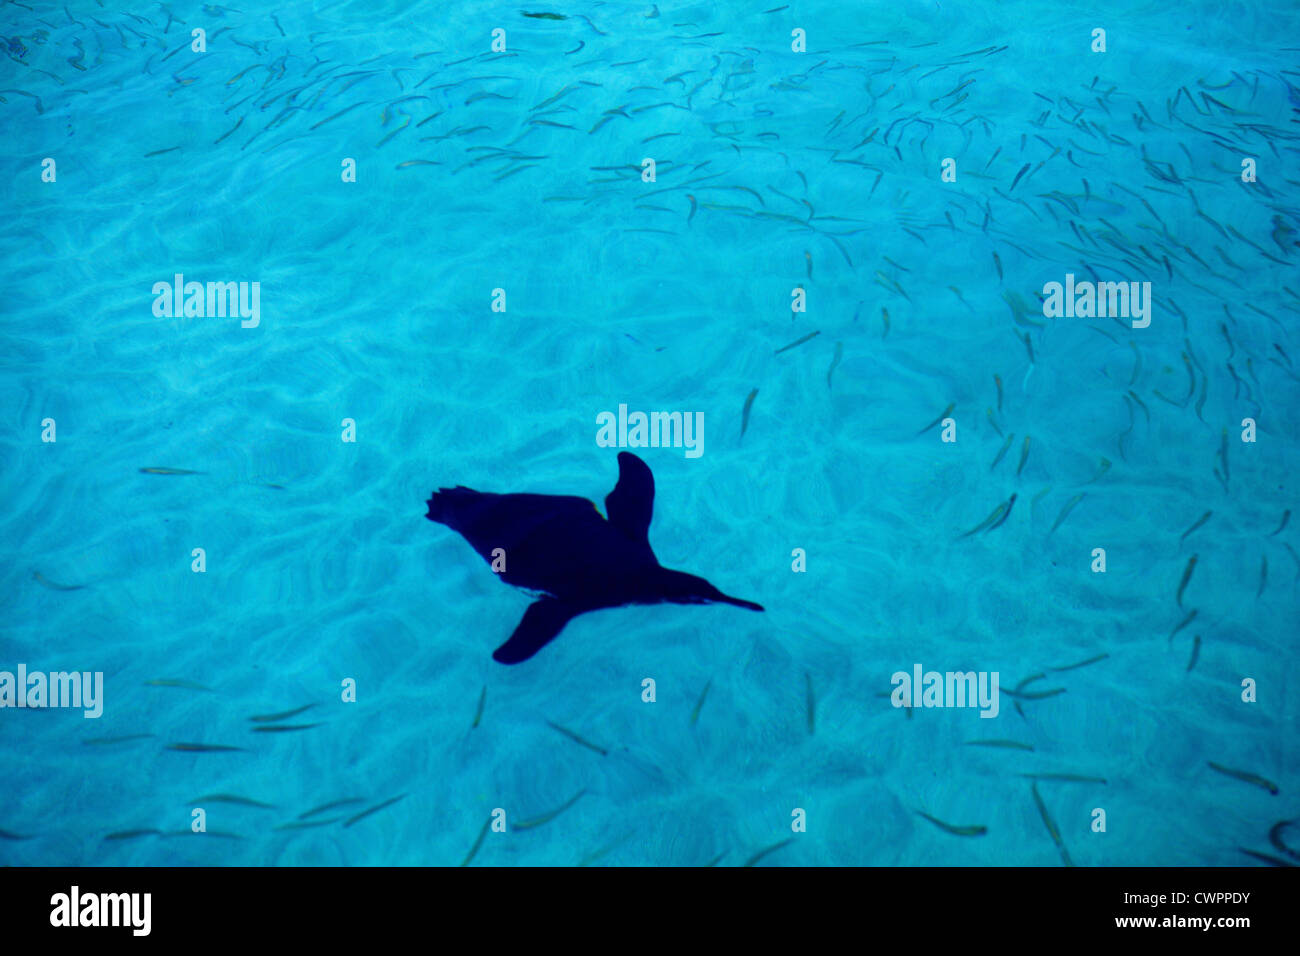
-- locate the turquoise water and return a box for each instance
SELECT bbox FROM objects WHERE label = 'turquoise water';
[2,0,1297,866]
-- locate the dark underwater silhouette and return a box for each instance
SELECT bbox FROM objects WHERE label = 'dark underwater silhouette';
[426,452,764,663]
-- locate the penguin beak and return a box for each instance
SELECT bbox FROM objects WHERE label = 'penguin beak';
[714,593,764,612]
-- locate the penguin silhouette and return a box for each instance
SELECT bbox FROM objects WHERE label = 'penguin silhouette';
[426,452,764,663]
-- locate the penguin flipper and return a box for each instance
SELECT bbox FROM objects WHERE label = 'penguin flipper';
[492,599,580,664]
[604,451,655,544]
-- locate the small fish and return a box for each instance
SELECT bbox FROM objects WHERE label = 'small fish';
[1002,686,1065,701]
[1206,761,1279,795]
[1127,340,1143,385]
[992,251,1003,280]
[145,678,211,691]
[873,270,910,301]
[959,495,1016,538]
[1186,634,1201,672]
[515,789,585,830]
[826,342,843,389]
[1269,510,1290,536]
[1015,436,1032,476]
[1240,848,1298,867]
[804,671,815,735]
[545,720,607,756]
[299,798,366,820]
[1268,820,1300,861]
[1271,214,1297,254]
[1168,609,1197,642]
[1048,653,1108,672]
[32,571,84,591]
[993,373,1003,413]
[1176,555,1197,607]
[310,103,366,131]
[166,743,245,752]
[1049,493,1085,535]
[343,794,409,828]
[0,829,33,840]
[1015,673,1046,692]
[1030,783,1064,848]
[460,815,493,866]
[249,704,315,723]
[1128,390,1150,423]
[774,330,820,355]
[965,739,1034,751]
[213,116,243,144]
[1180,511,1212,542]
[804,250,813,280]
[1085,457,1111,483]
[1021,773,1107,784]
[915,810,987,836]
[521,11,567,19]
[690,679,711,726]
[274,817,343,831]
[190,794,275,809]
[144,146,181,157]
[743,837,795,867]
[881,307,890,338]
[1010,163,1031,190]
[251,723,321,733]
[990,433,1015,470]
[472,685,486,729]
[916,402,954,437]
[139,467,204,476]
[740,388,758,440]
[578,834,629,867]
[1179,351,1197,403]
[530,83,579,112]
[104,829,162,841]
